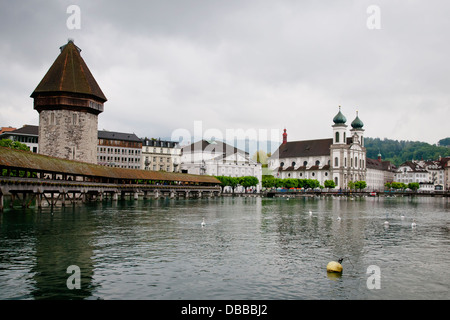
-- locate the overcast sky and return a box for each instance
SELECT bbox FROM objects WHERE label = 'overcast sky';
[0,0,449,148]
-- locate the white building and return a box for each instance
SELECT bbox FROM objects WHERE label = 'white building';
[141,138,181,172]
[181,139,262,191]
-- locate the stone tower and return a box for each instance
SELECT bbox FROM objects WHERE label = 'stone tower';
[31,40,107,163]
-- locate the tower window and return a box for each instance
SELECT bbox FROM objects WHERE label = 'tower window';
[334,157,339,167]
[335,132,340,143]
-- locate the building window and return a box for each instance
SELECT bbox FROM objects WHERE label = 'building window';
[315,160,320,166]
[335,132,340,143]
[303,161,308,166]
[334,157,339,167]
[334,177,338,186]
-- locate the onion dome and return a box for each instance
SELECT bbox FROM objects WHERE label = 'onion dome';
[333,106,347,124]
[351,111,364,129]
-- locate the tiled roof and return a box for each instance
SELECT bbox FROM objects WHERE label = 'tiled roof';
[0,147,219,184]
[182,140,248,156]
[276,138,333,158]
[9,125,39,136]
[31,40,107,102]
[98,130,141,142]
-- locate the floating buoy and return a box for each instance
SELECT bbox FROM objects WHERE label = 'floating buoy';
[326,261,343,273]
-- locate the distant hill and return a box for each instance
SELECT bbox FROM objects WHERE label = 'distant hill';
[365,137,450,166]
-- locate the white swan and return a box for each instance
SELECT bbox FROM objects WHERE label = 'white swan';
[309,210,312,216]
[401,214,405,220]
[201,218,206,227]
[384,220,389,226]
[411,219,417,228]
[337,216,341,221]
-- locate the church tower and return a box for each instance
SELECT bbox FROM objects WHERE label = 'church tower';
[330,106,348,188]
[332,106,347,144]
[31,40,107,163]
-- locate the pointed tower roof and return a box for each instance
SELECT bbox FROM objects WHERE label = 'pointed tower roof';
[333,106,347,124]
[351,111,364,129]
[31,40,107,102]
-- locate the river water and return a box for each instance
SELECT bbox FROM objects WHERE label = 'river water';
[0,196,449,300]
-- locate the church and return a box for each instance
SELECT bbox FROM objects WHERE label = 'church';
[268,107,367,189]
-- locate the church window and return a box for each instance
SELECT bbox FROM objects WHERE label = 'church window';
[292,161,296,167]
[334,157,339,167]
[280,162,284,167]
[334,177,338,186]
[315,160,320,166]
[335,132,339,143]
[344,158,347,167]
[303,161,307,166]
[355,157,358,168]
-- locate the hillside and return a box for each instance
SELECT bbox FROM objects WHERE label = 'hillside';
[365,137,450,166]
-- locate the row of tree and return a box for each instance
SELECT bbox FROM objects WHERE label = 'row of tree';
[261,176,369,191]
[385,182,420,191]
[214,175,259,192]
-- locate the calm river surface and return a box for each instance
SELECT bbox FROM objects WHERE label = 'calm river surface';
[0,196,449,300]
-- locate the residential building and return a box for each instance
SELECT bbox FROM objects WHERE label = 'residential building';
[97,130,142,169]
[366,153,396,191]
[141,138,181,172]
[181,139,262,191]
[0,125,39,153]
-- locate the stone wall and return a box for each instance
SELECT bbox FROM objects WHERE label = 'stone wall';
[38,109,98,163]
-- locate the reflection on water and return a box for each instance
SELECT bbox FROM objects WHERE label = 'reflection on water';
[0,196,449,300]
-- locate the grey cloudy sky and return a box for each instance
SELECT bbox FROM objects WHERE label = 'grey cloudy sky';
[0,0,449,147]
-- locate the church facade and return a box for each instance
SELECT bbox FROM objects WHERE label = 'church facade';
[268,107,367,189]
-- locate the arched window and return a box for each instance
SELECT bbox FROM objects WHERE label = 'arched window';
[280,162,284,167]
[355,157,358,168]
[344,158,347,167]
[334,157,339,167]
[344,132,346,142]
[315,160,320,166]
[292,161,296,167]
[334,177,338,186]
[335,132,340,143]
[303,161,308,166]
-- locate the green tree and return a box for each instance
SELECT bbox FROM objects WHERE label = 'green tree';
[355,181,367,191]
[324,180,336,189]
[408,182,420,191]
[348,181,355,191]
[0,139,30,151]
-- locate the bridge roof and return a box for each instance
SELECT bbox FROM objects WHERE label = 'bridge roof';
[0,147,219,184]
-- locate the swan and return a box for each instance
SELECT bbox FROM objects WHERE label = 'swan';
[337,216,341,221]
[400,214,405,220]
[201,218,206,227]
[309,210,312,215]
[411,219,417,228]
[384,220,389,226]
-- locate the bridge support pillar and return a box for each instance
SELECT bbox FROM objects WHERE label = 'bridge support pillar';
[112,192,119,201]
[134,192,139,200]
[170,190,175,199]
[0,193,3,212]
[154,190,160,199]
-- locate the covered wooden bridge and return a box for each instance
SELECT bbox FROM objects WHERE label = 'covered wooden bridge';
[0,147,221,210]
